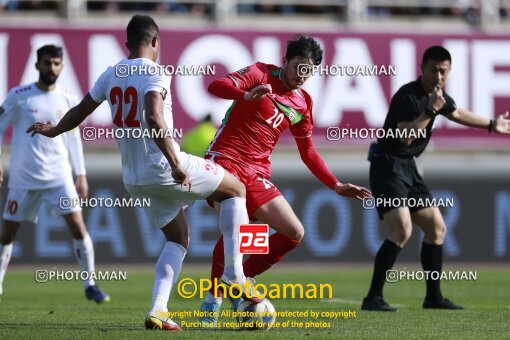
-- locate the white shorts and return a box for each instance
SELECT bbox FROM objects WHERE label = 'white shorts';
[125,153,225,229]
[3,180,81,223]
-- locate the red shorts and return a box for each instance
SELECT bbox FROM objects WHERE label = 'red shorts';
[206,155,282,219]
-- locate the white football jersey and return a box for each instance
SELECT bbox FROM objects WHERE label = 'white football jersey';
[89,58,179,185]
[0,83,85,190]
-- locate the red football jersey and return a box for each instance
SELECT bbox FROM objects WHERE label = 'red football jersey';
[206,62,314,178]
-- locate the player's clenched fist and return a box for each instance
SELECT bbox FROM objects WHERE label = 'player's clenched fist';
[244,84,272,101]
[171,164,192,191]
[428,85,446,112]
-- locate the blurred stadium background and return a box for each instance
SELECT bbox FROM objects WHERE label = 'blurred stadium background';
[1,0,510,266]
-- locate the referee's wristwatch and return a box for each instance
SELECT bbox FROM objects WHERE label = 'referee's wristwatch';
[425,105,438,118]
[488,119,494,133]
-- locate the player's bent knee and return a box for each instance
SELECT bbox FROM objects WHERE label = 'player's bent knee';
[290,229,304,242]
[390,225,412,246]
[230,181,246,199]
[397,232,412,246]
[433,224,447,243]
[281,224,304,241]
[213,173,246,201]
[296,227,305,241]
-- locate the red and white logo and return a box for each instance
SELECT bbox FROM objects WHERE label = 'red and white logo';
[239,224,269,254]
[204,160,219,175]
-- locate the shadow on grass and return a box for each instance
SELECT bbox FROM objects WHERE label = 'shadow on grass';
[0,323,243,332]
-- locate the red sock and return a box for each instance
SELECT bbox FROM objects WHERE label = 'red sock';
[209,236,225,295]
[243,233,300,277]
[208,233,300,295]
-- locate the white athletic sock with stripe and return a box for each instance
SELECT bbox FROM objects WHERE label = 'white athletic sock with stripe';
[0,243,13,295]
[219,197,247,283]
[72,234,96,288]
[150,241,187,316]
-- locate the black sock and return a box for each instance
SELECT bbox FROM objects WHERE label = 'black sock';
[421,242,444,301]
[366,239,401,300]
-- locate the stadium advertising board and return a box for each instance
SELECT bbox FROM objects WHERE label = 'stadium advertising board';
[8,175,510,263]
[0,27,509,148]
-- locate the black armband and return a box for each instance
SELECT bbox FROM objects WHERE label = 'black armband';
[488,119,494,133]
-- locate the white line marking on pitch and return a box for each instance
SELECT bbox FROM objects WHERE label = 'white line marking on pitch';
[323,298,407,308]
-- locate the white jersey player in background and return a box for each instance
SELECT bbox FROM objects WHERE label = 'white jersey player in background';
[28,15,260,331]
[0,45,109,303]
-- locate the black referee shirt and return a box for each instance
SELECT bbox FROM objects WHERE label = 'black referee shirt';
[377,77,457,158]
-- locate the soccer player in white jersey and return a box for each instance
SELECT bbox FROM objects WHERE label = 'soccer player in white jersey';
[0,45,109,303]
[28,15,260,331]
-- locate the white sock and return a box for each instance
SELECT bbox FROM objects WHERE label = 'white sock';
[219,197,247,283]
[204,291,222,304]
[0,243,13,295]
[72,234,96,288]
[150,241,187,315]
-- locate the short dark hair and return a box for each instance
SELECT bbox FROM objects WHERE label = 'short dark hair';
[285,35,323,66]
[36,45,63,62]
[126,15,160,50]
[422,46,451,65]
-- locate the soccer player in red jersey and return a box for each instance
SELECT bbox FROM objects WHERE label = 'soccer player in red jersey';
[199,35,372,326]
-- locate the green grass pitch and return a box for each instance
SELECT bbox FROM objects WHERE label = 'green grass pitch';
[0,265,509,339]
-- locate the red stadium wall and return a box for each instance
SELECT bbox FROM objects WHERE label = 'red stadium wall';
[0,27,509,149]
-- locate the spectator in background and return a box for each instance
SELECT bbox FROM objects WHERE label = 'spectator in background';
[0,0,18,10]
[189,2,210,16]
[367,6,391,18]
[87,1,190,14]
[501,6,510,20]
[237,3,295,15]
[180,114,217,157]
[450,0,481,26]
[1,0,59,11]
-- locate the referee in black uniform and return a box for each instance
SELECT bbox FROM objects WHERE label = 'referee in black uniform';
[361,46,510,311]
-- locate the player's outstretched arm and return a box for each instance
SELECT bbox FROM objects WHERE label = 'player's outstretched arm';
[26,93,100,137]
[333,183,372,201]
[295,136,371,201]
[66,128,89,198]
[446,109,510,134]
[144,91,191,189]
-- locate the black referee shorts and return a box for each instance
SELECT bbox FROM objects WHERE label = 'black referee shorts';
[369,153,433,220]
